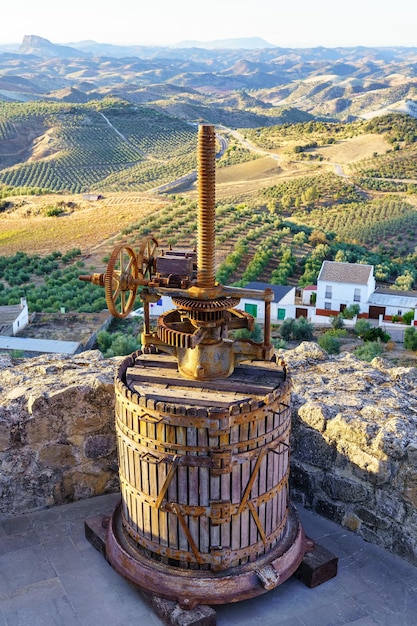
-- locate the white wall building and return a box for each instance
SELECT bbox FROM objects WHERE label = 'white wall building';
[0,298,29,336]
[316,261,375,316]
[367,288,417,323]
[239,282,296,323]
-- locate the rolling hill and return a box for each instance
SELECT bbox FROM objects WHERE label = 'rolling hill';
[1,36,417,123]
[1,36,417,300]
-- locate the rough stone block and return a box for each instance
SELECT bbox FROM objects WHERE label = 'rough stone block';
[294,429,336,469]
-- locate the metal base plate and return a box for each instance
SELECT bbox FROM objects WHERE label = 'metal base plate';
[105,500,312,609]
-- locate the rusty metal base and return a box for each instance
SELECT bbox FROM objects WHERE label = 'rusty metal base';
[104,500,312,609]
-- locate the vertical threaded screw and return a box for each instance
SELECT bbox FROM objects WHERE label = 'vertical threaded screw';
[197,124,216,288]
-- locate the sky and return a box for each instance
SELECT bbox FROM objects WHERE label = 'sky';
[3,0,417,48]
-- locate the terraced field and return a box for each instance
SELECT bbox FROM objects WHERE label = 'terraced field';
[1,111,417,298]
[0,98,198,193]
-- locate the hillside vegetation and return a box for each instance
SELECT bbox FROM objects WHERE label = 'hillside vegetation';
[3,38,417,123]
[0,98,197,193]
[1,102,417,309]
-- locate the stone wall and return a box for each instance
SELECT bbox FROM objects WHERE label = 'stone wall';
[0,345,416,566]
[284,342,417,566]
[0,351,118,514]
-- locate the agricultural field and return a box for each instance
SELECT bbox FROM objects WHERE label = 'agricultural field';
[242,116,417,171]
[0,98,198,194]
[0,192,169,258]
[1,110,417,312]
[314,133,390,165]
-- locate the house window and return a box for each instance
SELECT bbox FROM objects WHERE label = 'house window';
[325,302,331,310]
[398,310,402,316]
[325,285,332,299]
[354,288,361,302]
[245,303,258,317]
[277,308,285,320]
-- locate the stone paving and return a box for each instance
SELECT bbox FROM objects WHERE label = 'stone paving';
[0,493,416,626]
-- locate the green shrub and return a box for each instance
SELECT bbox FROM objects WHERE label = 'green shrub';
[96,330,113,353]
[45,206,64,217]
[330,313,345,329]
[234,323,263,343]
[10,349,24,359]
[342,304,360,319]
[272,338,287,350]
[404,327,417,351]
[97,329,140,357]
[318,333,341,354]
[402,310,415,325]
[107,334,140,356]
[324,328,348,338]
[279,316,314,341]
[354,318,371,337]
[280,318,295,341]
[292,316,314,341]
[354,341,384,362]
[362,327,390,343]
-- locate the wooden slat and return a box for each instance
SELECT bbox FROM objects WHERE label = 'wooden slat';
[230,423,241,567]
[140,418,151,541]
[265,409,274,540]
[131,391,243,410]
[187,426,199,570]
[148,421,159,543]
[198,425,210,560]
[208,427,220,552]
[220,428,231,552]
[177,425,188,556]
[239,419,250,560]
[166,424,179,552]
[258,413,267,556]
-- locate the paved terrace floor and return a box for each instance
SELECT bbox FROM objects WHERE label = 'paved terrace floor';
[0,493,416,626]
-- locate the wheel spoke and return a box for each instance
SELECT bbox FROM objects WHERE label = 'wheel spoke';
[105,245,139,318]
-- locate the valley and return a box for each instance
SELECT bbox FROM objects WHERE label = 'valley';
[1,36,417,308]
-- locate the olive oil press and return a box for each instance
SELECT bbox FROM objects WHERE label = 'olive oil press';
[80,125,327,614]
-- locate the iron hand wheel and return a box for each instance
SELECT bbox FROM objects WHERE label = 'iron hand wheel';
[105,245,139,318]
[137,236,159,282]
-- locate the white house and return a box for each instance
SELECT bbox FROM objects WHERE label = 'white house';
[239,282,296,323]
[0,298,29,336]
[316,261,375,316]
[314,261,417,328]
[367,287,417,323]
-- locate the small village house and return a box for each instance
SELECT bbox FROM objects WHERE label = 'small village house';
[0,298,29,336]
[315,261,375,317]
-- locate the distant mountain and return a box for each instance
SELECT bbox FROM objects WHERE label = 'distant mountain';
[67,40,165,59]
[19,35,87,59]
[2,38,417,122]
[173,37,275,50]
